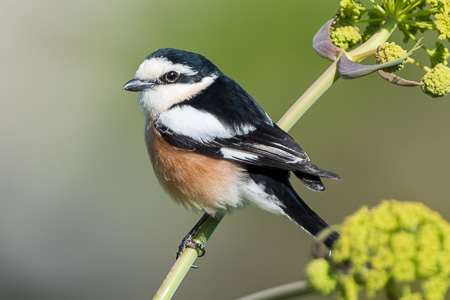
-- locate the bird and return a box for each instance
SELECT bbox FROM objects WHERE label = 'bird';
[123,48,340,257]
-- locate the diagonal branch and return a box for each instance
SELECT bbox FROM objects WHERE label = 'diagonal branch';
[235,280,313,300]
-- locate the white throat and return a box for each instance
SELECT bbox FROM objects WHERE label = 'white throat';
[138,74,217,118]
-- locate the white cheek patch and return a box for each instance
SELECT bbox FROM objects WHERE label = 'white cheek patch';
[139,75,216,117]
[158,106,256,142]
[135,57,198,80]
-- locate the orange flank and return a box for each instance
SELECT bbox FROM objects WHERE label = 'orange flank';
[146,120,245,214]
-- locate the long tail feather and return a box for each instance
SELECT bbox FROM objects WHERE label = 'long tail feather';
[247,166,339,249]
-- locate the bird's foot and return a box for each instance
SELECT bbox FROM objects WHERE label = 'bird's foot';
[176,233,206,259]
[175,213,211,268]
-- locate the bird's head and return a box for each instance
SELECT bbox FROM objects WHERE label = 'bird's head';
[123,48,220,117]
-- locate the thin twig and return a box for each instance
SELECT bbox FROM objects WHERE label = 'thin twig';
[235,281,313,300]
[153,215,223,300]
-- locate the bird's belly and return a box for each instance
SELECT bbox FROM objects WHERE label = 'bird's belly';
[147,126,246,214]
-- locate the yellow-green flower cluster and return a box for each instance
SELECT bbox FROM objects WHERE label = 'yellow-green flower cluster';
[305,258,338,294]
[330,25,362,50]
[337,0,365,22]
[334,0,450,41]
[421,63,450,97]
[426,0,450,9]
[375,42,408,72]
[435,9,450,40]
[331,0,450,83]
[306,200,450,300]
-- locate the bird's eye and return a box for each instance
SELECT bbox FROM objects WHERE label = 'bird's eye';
[164,71,180,83]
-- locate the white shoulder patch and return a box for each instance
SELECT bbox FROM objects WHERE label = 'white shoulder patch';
[159,106,255,142]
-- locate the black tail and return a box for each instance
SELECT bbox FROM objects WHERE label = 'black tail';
[279,183,339,248]
[247,166,339,249]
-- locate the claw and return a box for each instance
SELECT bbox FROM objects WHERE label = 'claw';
[176,234,206,260]
[175,213,211,268]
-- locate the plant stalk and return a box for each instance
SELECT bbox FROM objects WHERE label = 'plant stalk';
[235,281,313,300]
[153,215,223,300]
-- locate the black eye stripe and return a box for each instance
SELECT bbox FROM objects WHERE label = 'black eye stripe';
[157,72,207,85]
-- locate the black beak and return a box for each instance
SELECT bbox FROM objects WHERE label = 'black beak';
[123,78,155,92]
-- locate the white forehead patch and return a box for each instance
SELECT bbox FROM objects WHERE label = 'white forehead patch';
[135,57,198,80]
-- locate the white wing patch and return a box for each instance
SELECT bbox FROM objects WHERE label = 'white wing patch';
[221,148,258,161]
[253,144,306,164]
[159,106,256,142]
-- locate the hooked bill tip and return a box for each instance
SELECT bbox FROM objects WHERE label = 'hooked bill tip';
[123,78,155,92]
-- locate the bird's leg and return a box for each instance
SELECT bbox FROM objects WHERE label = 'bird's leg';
[176,213,210,260]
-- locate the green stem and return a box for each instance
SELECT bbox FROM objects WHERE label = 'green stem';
[402,8,438,19]
[399,0,425,15]
[235,281,314,300]
[277,61,340,131]
[278,17,397,131]
[368,0,386,14]
[398,25,432,58]
[153,215,223,300]
[407,57,431,72]
[152,16,399,300]
[353,18,385,23]
[394,0,408,14]
[402,20,434,29]
[399,24,418,42]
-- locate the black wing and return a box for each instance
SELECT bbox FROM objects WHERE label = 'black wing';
[154,119,340,191]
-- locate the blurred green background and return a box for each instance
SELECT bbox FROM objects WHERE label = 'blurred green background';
[1,1,450,299]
